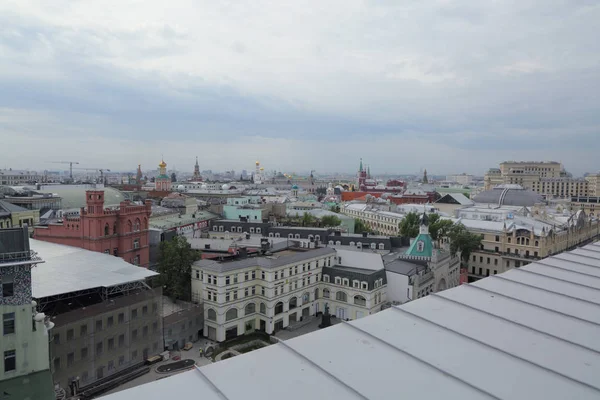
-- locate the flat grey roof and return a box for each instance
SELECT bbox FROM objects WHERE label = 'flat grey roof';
[194,247,336,273]
[30,239,158,298]
[103,241,600,400]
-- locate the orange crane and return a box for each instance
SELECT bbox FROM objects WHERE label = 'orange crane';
[46,161,80,180]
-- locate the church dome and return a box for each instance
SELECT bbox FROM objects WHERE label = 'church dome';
[200,184,208,190]
[221,184,230,190]
[255,161,260,165]
[177,185,185,191]
[473,186,545,207]
[292,185,299,190]
[159,160,167,168]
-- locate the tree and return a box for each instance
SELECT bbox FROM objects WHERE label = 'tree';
[321,215,342,227]
[448,223,482,266]
[427,213,454,242]
[171,172,177,182]
[157,235,200,301]
[354,219,371,234]
[329,205,340,213]
[399,212,420,238]
[301,212,315,227]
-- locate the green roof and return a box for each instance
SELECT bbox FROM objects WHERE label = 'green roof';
[157,174,170,179]
[405,230,435,258]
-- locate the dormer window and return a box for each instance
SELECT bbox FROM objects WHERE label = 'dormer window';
[417,240,424,252]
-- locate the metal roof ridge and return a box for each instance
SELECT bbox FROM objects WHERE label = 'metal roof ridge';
[573,247,600,257]
[192,365,230,400]
[389,306,600,394]
[463,283,600,328]
[490,275,600,306]
[431,292,600,356]
[530,261,600,280]
[340,321,500,399]
[509,268,600,292]
[277,337,369,400]
[552,254,600,270]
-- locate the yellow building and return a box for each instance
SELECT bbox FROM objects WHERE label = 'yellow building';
[0,199,39,229]
[458,206,600,281]
[484,161,596,198]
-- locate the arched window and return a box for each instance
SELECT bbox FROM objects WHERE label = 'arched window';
[260,303,266,314]
[417,241,424,252]
[274,302,284,315]
[143,218,148,229]
[104,223,110,236]
[328,240,334,245]
[113,223,117,234]
[349,241,355,247]
[269,232,274,237]
[378,243,385,250]
[289,297,298,309]
[314,288,319,300]
[336,241,341,245]
[213,226,219,231]
[134,218,141,231]
[207,309,217,321]
[275,233,280,238]
[336,291,347,302]
[289,234,294,239]
[225,308,238,321]
[323,288,330,298]
[295,234,300,239]
[244,303,256,315]
[302,292,310,303]
[370,243,376,249]
[354,295,366,306]
[127,220,132,232]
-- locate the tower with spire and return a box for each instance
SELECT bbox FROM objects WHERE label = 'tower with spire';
[423,168,429,184]
[193,157,201,181]
[136,164,143,185]
[155,159,172,191]
[357,158,368,190]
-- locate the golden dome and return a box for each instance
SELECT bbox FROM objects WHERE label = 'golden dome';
[255,161,260,165]
[260,167,264,171]
[159,160,167,168]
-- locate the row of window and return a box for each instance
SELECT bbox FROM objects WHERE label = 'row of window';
[214,226,263,234]
[58,343,159,382]
[55,324,159,367]
[327,241,385,250]
[103,218,147,236]
[323,275,372,290]
[53,304,158,343]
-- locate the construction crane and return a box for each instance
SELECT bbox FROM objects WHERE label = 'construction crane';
[73,168,111,184]
[46,161,79,180]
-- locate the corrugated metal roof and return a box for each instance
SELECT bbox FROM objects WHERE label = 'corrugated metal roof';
[102,241,600,400]
[30,239,158,298]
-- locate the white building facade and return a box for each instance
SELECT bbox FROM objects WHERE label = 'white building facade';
[192,248,388,342]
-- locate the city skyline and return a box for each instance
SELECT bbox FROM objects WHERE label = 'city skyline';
[1,1,599,175]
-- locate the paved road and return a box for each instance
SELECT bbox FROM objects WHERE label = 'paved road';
[103,339,215,396]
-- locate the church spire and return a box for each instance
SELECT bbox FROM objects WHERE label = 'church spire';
[359,158,363,172]
[423,168,428,184]
[367,165,371,179]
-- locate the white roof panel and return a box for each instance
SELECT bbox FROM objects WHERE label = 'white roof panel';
[31,239,158,298]
[101,241,600,400]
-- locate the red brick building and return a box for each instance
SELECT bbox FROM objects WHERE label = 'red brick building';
[34,190,152,267]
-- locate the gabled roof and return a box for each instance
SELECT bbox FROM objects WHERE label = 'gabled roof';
[0,199,28,213]
[104,241,600,400]
[435,193,474,206]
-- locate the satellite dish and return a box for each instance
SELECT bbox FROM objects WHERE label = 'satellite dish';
[34,313,46,322]
[31,300,37,307]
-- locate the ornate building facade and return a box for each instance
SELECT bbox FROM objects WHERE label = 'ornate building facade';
[155,159,172,191]
[33,190,152,267]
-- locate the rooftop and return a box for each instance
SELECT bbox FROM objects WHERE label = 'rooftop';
[37,185,127,209]
[103,241,600,400]
[194,247,336,273]
[30,239,158,298]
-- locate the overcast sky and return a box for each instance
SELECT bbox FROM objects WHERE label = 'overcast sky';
[1,0,599,176]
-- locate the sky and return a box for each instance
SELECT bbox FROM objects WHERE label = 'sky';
[1,0,599,176]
